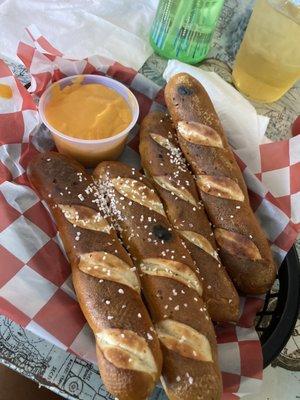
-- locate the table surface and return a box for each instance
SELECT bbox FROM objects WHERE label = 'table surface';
[0,0,299,399]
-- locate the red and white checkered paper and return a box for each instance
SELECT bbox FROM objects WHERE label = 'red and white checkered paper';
[0,26,299,400]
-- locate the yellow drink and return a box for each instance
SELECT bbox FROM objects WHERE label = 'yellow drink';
[233,0,300,103]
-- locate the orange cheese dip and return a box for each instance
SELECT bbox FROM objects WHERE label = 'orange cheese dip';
[45,79,132,140]
[0,84,13,99]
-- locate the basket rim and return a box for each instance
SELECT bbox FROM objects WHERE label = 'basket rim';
[258,245,300,368]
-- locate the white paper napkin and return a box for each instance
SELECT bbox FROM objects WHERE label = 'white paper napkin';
[163,60,269,150]
[0,0,158,70]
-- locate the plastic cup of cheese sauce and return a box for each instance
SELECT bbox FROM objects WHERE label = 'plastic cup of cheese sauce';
[39,74,139,167]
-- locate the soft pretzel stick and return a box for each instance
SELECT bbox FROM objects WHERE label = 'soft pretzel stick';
[94,161,222,400]
[28,152,162,400]
[165,73,276,294]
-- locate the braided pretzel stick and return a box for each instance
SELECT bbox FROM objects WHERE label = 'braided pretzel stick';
[28,152,162,400]
[165,73,276,295]
[140,111,240,323]
[94,161,222,400]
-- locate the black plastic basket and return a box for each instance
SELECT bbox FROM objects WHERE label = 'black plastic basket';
[255,245,300,368]
[24,77,299,370]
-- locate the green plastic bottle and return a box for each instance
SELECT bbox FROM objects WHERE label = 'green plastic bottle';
[150,0,224,64]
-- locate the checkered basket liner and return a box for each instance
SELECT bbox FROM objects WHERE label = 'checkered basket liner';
[0,26,299,400]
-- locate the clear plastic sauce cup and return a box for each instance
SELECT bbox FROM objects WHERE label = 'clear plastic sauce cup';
[38,74,139,167]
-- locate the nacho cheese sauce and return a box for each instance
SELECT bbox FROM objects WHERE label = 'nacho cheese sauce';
[0,84,13,99]
[45,78,132,140]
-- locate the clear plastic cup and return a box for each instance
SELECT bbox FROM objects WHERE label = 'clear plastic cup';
[38,74,139,167]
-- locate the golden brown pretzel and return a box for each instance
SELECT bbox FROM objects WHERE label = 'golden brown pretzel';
[165,73,276,295]
[93,161,222,400]
[28,152,162,400]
